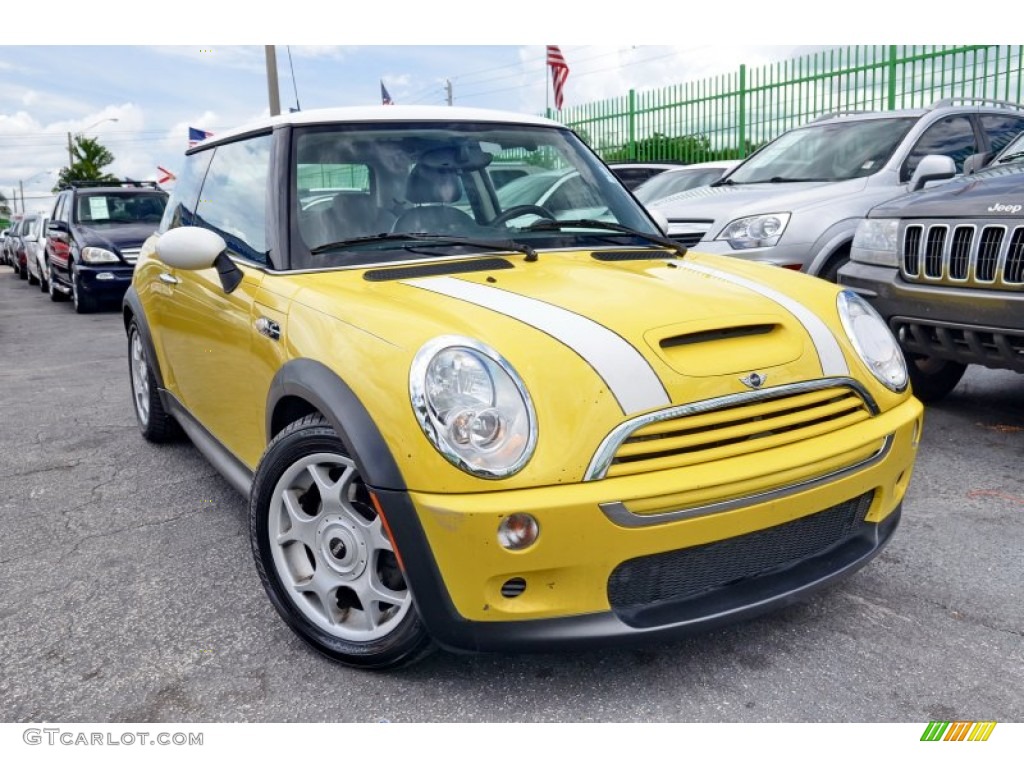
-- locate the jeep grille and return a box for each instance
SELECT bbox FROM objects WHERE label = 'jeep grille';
[901,221,1024,288]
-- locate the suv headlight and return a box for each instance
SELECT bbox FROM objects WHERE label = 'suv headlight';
[410,336,537,479]
[851,218,899,267]
[716,213,790,250]
[837,290,907,392]
[80,247,119,264]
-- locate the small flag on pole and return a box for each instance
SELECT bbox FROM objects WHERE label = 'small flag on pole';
[156,166,176,184]
[546,46,569,110]
[188,127,213,147]
[381,81,394,105]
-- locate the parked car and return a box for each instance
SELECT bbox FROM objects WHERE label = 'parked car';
[23,215,50,290]
[124,105,921,669]
[45,181,168,313]
[0,228,10,266]
[494,167,608,220]
[653,98,1024,280]
[5,215,28,279]
[607,162,685,190]
[839,132,1024,401]
[633,160,742,207]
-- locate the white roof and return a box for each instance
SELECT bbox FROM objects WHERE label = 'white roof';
[194,105,566,148]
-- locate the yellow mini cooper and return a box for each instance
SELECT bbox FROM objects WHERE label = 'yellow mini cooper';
[124,106,922,669]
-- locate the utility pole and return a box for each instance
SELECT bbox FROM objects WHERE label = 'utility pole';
[19,181,24,214]
[446,79,453,106]
[67,131,74,170]
[265,45,281,117]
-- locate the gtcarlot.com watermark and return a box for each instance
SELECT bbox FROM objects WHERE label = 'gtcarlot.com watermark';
[23,728,203,747]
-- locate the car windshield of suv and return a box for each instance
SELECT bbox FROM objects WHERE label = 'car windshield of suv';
[727,117,918,184]
[75,192,168,225]
[292,121,659,268]
[992,131,1024,165]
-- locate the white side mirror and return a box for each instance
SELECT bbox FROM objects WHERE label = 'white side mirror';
[648,208,669,234]
[909,154,956,192]
[156,226,226,270]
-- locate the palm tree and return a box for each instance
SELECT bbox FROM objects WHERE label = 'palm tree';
[54,135,118,190]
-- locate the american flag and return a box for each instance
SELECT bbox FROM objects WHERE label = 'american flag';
[381,81,394,105]
[188,127,213,147]
[546,45,569,110]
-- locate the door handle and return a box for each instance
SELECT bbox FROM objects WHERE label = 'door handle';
[255,316,281,341]
[158,272,179,285]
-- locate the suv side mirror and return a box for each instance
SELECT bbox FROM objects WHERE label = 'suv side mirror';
[910,154,956,192]
[47,220,69,235]
[155,226,242,294]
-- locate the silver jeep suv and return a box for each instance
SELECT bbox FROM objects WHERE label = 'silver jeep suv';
[652,99,1024,280]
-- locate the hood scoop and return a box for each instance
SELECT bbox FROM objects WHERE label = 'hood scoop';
[659,323,775,348]
[364,257,513,282]
[644,315,805,377]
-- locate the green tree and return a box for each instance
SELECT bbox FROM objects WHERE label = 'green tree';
[0,190,10,229]
[54,135,118,191]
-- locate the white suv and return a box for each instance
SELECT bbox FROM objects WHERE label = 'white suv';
[652,98,1024,280]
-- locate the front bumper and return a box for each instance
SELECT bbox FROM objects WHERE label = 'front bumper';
[76,263,135,300]
[681,238,815,270]
[840,261,1024,372]
[378,396,921,653]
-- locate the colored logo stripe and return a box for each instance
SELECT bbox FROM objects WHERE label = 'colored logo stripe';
[921,721,996,741]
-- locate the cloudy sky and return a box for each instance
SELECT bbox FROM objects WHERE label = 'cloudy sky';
[0,2,950,215]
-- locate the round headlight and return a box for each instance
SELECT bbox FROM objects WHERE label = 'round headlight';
[837,290,908,392]
[410,337,537,478]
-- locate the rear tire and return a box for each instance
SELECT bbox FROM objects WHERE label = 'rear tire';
[27,266,39,286]
[907,356,967,403]
[128,320,179,442]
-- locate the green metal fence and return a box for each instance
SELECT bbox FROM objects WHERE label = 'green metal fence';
[556,45,1024,164]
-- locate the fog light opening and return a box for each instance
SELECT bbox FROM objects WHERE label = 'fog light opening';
[497,513,539,550]
[96,272,116,281]
[500,577,527,598]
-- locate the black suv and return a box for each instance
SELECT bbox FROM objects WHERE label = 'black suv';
[840,130,1024,401]
[45,181,168,313]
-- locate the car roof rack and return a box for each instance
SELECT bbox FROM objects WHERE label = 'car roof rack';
[929,97,1024,111]
[807,109,877,123]
[60,179,163,190]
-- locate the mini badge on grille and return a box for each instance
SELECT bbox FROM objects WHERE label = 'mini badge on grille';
[740,372,767,389]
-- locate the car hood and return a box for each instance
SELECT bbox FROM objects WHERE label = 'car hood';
[290,250,859,418]
[74,222,161,251]
[868,163,1024,218]
[653,178,869,223]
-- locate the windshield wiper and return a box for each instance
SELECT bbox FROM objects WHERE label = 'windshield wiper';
[710,177,735,187]
[311,232,538,262]
[995,151,1024,163]
[524,219,687,256]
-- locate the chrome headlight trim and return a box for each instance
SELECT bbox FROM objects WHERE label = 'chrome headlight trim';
[409,335,537,479]
[715,212,791,250]
[837,290,908,393]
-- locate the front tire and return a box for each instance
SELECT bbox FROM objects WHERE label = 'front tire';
[250,415,433,669]
[49,269,67,302]
[71,265,98,314]
[907,356,967,403]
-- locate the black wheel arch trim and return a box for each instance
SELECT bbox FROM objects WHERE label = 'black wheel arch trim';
[266,358,406,491]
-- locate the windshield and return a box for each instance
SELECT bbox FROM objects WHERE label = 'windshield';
[292,121,657,269]
[993,131,1024,165]
[75,193,168,225]
[633,167,728,204]
[728,117,918,183]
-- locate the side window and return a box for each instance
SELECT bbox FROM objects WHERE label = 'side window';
[52,193,68,224]
[980,114,1024,156]
[902,116,977,181]
[547,175,602,214]
[193,134,272,265]
[160,150,213,233]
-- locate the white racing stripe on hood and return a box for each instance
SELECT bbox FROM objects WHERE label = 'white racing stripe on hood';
[405,276,670,415]
[677,262,849,376]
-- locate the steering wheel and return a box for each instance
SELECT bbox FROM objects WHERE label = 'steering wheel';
[491,205,556,227]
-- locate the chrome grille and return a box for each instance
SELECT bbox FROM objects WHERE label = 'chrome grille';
[588,380,876,480]
[121,248,141,264]
[900,220,1024,289]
